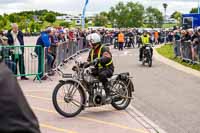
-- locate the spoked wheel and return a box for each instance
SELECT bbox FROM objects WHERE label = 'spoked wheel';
[52,81,86,117]
[111,80,131,110]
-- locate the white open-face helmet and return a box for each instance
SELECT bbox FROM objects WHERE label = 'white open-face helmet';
[86,33,101,45]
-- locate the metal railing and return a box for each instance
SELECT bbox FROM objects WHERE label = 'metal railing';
[0,45,44,80]
[0,37,116,82]
[174,40,200,64]
[0,37,89,81]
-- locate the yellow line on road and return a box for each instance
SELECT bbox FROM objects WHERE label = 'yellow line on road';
[24,90,52,93]
[26,95,127,115]
[40,123,77,133]
[78,116,149,133]
[26,95,52,101]
[33,107,149,133]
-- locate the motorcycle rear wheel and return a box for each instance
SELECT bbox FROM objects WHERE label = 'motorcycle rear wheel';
[111,80,131,110]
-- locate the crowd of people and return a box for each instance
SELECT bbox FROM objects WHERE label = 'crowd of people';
[169,28,200,62]
[0,25,170,80]
[2,23,199,80]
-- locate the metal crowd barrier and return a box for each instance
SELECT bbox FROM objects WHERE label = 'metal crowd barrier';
[0,45,44,79]
[174,41,200,64]
[0,37,89,82]
[102,35,112,45]
[53,38,88,67]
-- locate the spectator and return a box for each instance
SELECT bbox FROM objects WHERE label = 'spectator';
[118,31,125,51]
[154,31,159,45]
[0,60,41,133]
[68,30,74,41]
[7,23,29,80]
[35,27,54,80]
[173,30,181,58]
[49,28,59,70]
[0,36,17,74]
[192,29,200,61]
[181,30,191,42]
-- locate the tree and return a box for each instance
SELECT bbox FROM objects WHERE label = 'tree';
[59,22,70,28]
[171,11,182,25]
[145,7,163,28]
[0,15,3,21]
[18,16,27,30]
[44,13,56,23]
[8,14,20,23]
[190,8,198,13]
[93,12,109,26]
[108,2,144,28]
[35,23,42,32]
[29,21,36,32]
[171,11,182,19]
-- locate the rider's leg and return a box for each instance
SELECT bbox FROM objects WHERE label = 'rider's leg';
[139,46,144,61]
[98,69,113,101]
[151,47,153,58]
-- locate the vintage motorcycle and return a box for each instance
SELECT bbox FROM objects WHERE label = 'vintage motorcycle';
[52,60,134,117]
[142,44,153,67]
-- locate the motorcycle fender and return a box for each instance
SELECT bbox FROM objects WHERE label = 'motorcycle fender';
[127,79,135,95]
[120,78,134,97]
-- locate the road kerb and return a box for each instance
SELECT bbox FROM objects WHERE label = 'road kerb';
[153,45,200,78]
[127,105,168,133]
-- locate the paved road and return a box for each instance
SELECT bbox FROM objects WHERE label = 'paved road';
[20,37,200,133]
[112,47,200,133]
[19,53,150,133]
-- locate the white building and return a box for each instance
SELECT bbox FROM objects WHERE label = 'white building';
[56,14,95,26]
[56,15,82,25]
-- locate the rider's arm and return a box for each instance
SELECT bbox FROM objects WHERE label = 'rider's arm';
[87,50,91,62]
[99,47,112,66]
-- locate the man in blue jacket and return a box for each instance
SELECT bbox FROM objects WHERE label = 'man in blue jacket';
[7,23,29,80]
[35,28,54,80]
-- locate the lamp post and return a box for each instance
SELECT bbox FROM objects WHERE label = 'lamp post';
[163,3,168,21]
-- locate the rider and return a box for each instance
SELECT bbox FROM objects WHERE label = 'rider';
[86,33,114,103]
[139,31,153,61]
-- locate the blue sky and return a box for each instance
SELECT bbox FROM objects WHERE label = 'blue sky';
[0,0,198,15]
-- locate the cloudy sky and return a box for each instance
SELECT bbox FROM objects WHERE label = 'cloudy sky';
[0,0,199,16]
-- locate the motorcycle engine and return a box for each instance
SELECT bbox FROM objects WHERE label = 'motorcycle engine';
[93,94,103,106]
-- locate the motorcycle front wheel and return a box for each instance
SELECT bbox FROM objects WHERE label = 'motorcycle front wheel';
[148,57,152,67]
[52,81,86,117]
[111,80,131,110]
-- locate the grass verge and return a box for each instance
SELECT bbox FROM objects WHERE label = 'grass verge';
[156,44,200,71]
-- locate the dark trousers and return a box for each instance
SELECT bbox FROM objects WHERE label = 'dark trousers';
[37,53,43,79]
[37,51,54,79]
[118,42,124,51]
[12,54,26,76]
[4,59,17,74]
[129,39,134,48]
[98,68,113,95]
[139,45,153,60]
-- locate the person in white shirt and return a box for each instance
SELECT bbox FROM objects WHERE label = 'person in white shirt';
[7,23,29,80]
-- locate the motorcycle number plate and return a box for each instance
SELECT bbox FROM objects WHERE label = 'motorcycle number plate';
[145,47,150,50]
